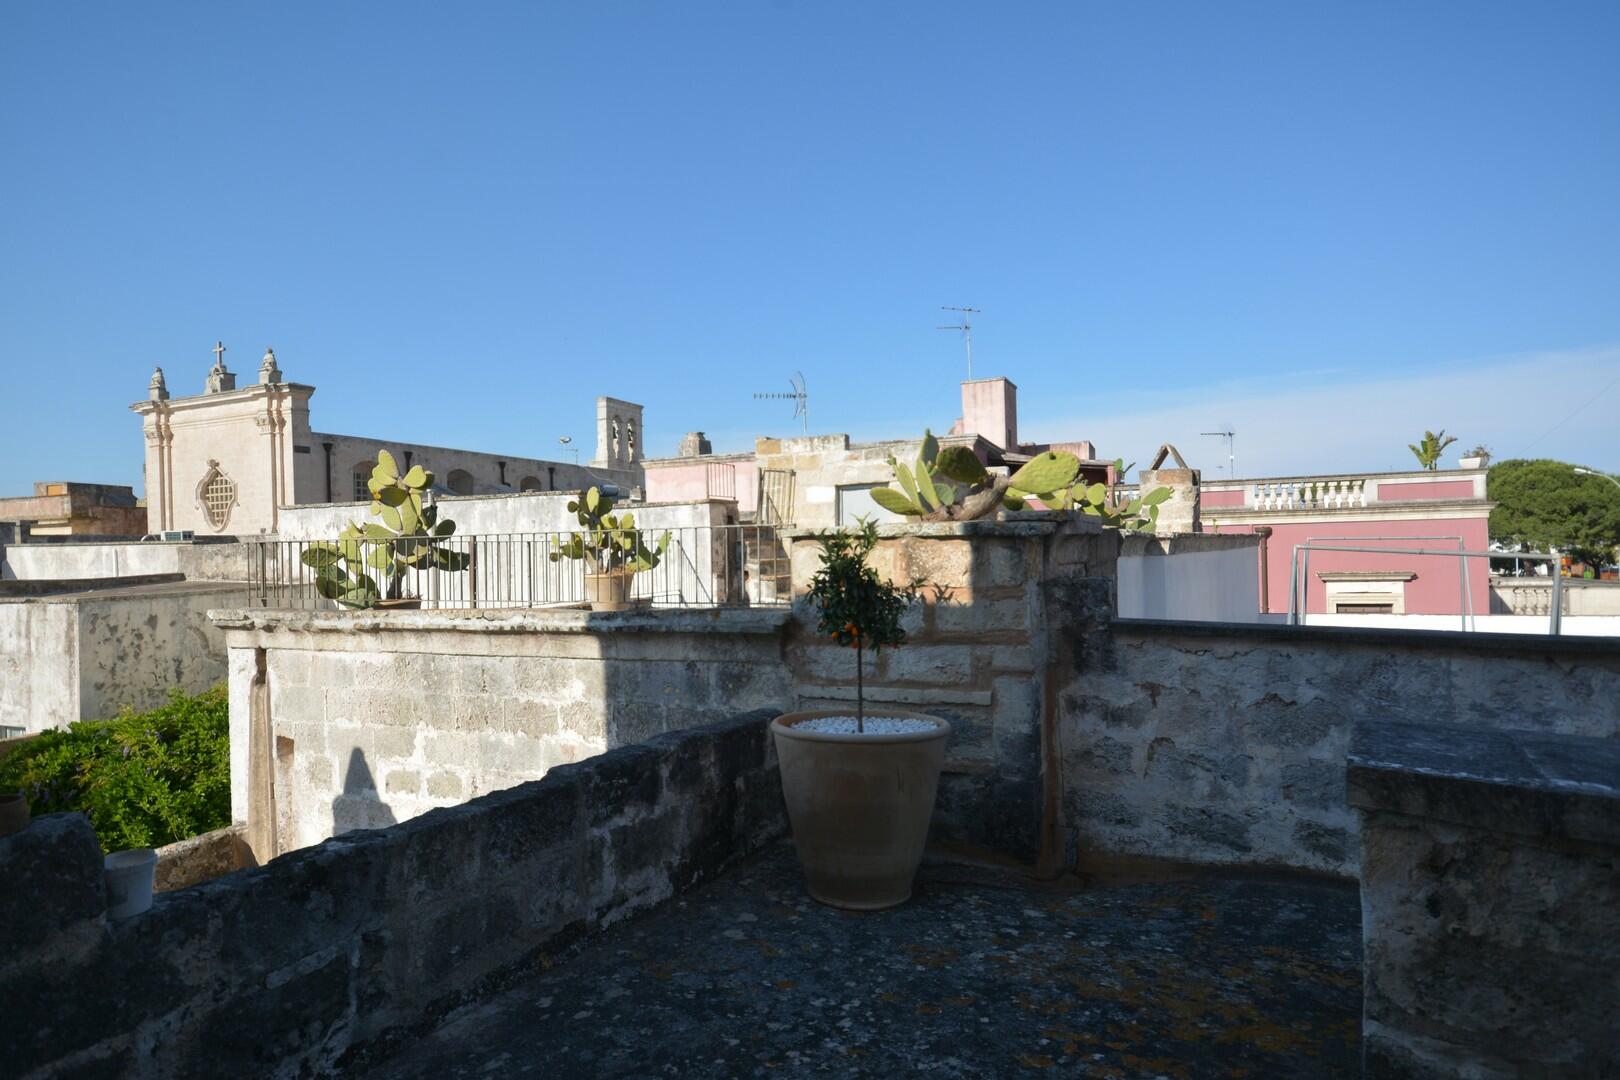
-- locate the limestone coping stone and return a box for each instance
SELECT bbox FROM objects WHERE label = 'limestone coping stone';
[1113,617,1620,658]
[1347,719,1620,846]
[778,513,1103,542]
[1118,533,1262,556]
[208,606,792,636]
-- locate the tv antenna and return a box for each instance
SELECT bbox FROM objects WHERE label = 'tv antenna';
[1200,427,1235,478]
[558,434,579,465]
[754,372,809,435]
[937,306,981,379]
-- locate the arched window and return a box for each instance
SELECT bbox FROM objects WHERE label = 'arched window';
[519,476,543,492]
[446,469,475,495]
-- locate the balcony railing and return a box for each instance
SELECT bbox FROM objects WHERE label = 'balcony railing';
[244,524,791,611]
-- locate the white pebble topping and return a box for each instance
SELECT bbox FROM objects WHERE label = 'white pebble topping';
[793,716,938,735]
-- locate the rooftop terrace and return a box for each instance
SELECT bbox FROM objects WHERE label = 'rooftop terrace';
[356,845,1361,1079]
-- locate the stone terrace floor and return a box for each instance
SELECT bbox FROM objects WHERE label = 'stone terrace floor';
[357,844,1362,1078]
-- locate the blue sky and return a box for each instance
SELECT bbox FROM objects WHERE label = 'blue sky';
[2,2,1616,495]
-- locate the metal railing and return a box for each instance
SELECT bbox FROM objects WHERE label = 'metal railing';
[1288,542,1565,635]
[246,524,792,611]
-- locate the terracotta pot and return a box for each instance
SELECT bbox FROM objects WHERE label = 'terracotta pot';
[373,598,422,611]
[0,792,29,837]
[584,569,633,612]
[771,709,950,910]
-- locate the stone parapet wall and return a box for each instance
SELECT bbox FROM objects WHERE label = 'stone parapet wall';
[1349,719,1620,1077]
[1,538,248,582]
[784,518,1121,859]
[215,607,792,854]
[0,711,784,1079]
[1059,619,1620,877]
[0,582,238,734]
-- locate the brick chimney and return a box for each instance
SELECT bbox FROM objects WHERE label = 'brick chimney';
[960,377,1018,452]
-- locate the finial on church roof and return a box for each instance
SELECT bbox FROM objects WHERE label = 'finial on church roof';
[205,340,236,394]
[259,346,283,385]
[149,366,169,402]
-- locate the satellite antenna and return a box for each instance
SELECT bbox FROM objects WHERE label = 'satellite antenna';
[1200,427,1235,478]
[937,306,981,378]
[754,372,810,435]
[558,434,579,465]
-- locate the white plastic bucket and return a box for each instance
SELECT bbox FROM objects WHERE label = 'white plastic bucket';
[104,848,158,919]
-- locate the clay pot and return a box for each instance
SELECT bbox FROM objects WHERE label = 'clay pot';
[771,709,949,910]
[584,569,633,612]
[0,792,29,837]
[373,598,422,611]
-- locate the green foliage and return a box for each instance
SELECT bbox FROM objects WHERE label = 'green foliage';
[875,429,1081,520]
[874,433,1172,530]
[1408,430,1459,471]
[804,521,924,729]
[1047,458,1174,529]
[547,485,669,574]
[0,686,230,851]
[1488,459,1620,567]
[302,449,470,607]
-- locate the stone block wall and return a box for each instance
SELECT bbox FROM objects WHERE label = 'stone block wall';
[785,519,1121,859]
[1059,619,1620,876]
[0,711,784,1079]
[216,607,791,855]
[1349,720,1620,1077]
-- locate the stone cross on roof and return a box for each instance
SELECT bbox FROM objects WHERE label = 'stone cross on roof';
[205,340,237,394]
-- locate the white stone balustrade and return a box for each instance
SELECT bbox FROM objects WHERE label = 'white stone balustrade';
[1248,477,1367,510]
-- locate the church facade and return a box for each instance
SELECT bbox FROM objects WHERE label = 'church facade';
[131,344,644,535]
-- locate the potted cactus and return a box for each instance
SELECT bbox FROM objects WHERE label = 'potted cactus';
[547,486,669,611]
[302,451,470,609]
[773,521,945,910]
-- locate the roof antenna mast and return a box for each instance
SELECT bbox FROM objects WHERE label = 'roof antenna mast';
[938,306,981,379]
[1200,427,1236,479]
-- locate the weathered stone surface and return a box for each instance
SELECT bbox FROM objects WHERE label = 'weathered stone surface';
[1353,719,1620,1077]
[1058,620,1620,877]
[222,608,793,851]
[153,822,255,892]
[351,846,1362,1079]
[0,711,786,1080]
[0,813,105,954]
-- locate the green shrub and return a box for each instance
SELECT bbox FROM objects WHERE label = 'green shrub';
[0,685,230,851]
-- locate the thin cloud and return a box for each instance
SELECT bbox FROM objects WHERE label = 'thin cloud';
[1020,345,1620,480]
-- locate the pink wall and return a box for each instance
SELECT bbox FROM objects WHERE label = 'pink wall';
[1377,479,1476,502]
[1212,516,1490,615]
[1201,489,1246,507]
[643,462,758,514]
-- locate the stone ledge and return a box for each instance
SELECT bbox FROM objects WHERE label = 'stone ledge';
[1119,533,1261,556]
[208,606,793,636]
[1347,719,1620,846]
[780,514,1103,542]
[1113,617,1620,657]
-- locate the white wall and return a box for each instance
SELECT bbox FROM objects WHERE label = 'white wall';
[2,541,247,582]
[1118,546,1261,622]
[0,584,238,733]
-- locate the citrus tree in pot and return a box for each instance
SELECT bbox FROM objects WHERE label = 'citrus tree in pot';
[773,521,948,910]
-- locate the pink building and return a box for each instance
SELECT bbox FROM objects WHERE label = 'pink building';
[1200,469,1492,617]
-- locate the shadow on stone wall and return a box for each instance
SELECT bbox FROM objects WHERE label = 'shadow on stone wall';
[332,748,397,835]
